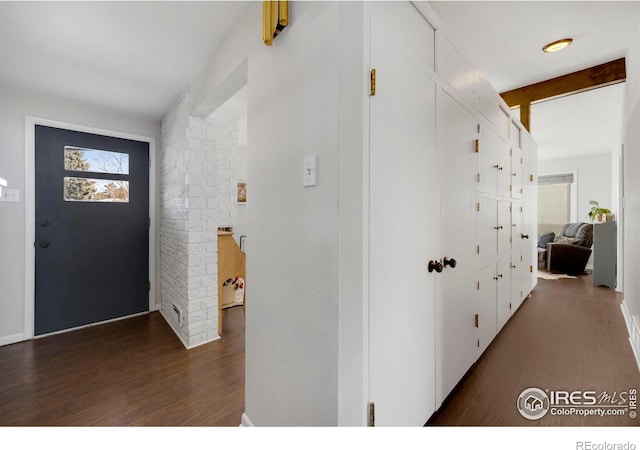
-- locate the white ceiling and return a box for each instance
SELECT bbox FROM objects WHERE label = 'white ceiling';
[0,0,638,159]
[0,1,250,121]
[429,1,640,161]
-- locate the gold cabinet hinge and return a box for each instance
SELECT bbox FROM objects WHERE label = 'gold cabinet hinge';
[529,265,533,273]
[474,314,479,328]
[475,139,479,153]
[476,202,480,212]
[529,174,534,182]
[370,69,376,96]
[368,402,375,427]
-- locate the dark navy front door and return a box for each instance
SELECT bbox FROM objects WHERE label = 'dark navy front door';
[35,125,149,335]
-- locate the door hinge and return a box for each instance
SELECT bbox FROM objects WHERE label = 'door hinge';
[148,280,151,292]
[477,338,480,348]
[509,148,513,156]
[474,314,479,328]
[369,69,376,96]
[475,139,479,153]
[509,204,512,212]
[476,173,480,183]
[368,402,375,427]
[149,217,151,228]
[477,123,481,133]
[520,206,523,212]
[510,236,512,244]
[520,255,523,261]
[477,245,480,254]
[529,265,533,273]
[509,302,512,310]
[509,185,512,192]
[529,174,534,182]
[476,281,480,290]
[476,202,480,212]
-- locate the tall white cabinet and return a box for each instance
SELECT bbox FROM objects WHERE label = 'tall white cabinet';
[366,1,537,426]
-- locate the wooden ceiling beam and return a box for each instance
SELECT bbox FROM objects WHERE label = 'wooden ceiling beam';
[500,58,626,108]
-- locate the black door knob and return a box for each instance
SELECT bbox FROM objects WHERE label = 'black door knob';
[521,233,529,239]
[443,257,457,268]
[428,260,443,273]
[39,241,50,248]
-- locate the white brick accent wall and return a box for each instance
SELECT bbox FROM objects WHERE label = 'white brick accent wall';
[160,94,240,348]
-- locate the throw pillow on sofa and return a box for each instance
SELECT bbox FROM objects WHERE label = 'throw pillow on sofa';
[537,232,555,248]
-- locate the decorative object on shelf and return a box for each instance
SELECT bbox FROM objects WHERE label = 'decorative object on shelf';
[263,1,289,46]
[587,200,611,223]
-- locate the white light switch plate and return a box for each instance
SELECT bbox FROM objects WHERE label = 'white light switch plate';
[304,156,317,187]
[0,189,19,202]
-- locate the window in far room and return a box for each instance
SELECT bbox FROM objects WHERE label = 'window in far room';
[538,172,575,237]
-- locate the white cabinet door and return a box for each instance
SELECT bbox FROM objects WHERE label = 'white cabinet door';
[511,146,523,200]
[477,196,497,260]
[476,263,498,355]
[496,255,511,332]
[510,251,524,311]
[435,89,478,407]
[477,127,499,195]
[369,24,438,427]
[521,133,538,294]
[497,199,512,255]
[497,139,512,198]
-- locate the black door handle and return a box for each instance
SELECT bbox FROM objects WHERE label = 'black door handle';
[521,233,529,239]
[39,241,50,248]
[443,257,457,268]
[428,260,443,273]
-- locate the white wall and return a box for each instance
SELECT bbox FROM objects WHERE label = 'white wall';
[538,154,612,225]
[622,27,640,363]
[179,1,366,425]
[0,86,160,346]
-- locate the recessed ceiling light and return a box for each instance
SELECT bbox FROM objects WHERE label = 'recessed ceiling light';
[542,38,573,53]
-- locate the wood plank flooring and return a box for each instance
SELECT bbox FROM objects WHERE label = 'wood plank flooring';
[429,274,640,426]
[2,274,638,427]
[0,306,245,426]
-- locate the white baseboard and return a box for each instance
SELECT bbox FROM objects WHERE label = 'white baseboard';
[620,301,640,371]
[240,412,254,427]
[159,308,220,350]
[0,333,25,347]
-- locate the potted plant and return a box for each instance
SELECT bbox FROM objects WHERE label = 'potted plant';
[587,200,611,222]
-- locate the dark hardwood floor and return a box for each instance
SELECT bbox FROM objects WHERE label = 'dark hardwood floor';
[429,273,640,426]
[2,274,639,427]
[0,306,245,426]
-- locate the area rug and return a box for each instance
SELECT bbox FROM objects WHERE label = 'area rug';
[538,272,577,280]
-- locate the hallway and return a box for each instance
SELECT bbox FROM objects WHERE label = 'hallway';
[429,274,640,426]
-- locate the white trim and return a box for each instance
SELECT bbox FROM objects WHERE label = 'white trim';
[240,412,254,427]
[34,311,148,340]
[24,116,157,340]
[159,308,220,350]
[620,302,640,371]
[0,333,25,347]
